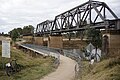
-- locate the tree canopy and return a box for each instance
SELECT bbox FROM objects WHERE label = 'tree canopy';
[22,25,34,35]
[9,28,19,41]
[86,28,102,48]
[9,25,34,41]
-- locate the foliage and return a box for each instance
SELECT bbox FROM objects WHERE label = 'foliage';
[85,27,102,48]
[22,25,34,35]
[16,28,23,35]
[9,25,34,41]
[9,28,20,42]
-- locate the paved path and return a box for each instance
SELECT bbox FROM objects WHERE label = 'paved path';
[40,55,76,80]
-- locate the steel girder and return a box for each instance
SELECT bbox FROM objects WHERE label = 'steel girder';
[36,20,54,35]
[36,0,118,35]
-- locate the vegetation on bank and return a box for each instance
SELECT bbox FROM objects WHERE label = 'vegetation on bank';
[80,57,120,80]
[0,46,55,80]
[9,25,34,42]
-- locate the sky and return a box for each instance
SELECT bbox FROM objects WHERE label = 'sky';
[0,0,120,33]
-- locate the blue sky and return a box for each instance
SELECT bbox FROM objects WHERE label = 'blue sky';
[0,0,120,33]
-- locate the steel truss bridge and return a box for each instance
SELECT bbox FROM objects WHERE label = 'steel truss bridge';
[36,0,120,36]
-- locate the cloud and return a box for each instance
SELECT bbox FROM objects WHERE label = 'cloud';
[0,0,119,33]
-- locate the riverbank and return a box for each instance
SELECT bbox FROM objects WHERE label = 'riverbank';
[0,46,55,80]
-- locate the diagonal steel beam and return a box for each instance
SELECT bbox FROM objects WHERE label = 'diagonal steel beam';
[91,2,105,21]
[94,6,104,23]
[103,3,118,19]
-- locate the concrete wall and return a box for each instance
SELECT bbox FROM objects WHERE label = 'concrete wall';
[48,36,63,49]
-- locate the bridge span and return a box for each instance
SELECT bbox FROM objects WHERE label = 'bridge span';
[36,0,119,35]
[23,0,120,57]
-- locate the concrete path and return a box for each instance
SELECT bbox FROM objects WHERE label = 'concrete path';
[40,55,76,80]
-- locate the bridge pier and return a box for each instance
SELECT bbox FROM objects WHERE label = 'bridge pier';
[34,37,44,46]
[102,30,120,57]
[48,35,63,49]
[23,36,33,43]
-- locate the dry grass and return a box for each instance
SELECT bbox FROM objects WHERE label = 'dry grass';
[0,46,55,80]
[80,57,120,80]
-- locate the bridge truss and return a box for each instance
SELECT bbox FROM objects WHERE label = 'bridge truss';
[36,0,119,36]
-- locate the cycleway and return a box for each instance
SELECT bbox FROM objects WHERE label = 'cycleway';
[18,43,76,80]
[40,55,76,80]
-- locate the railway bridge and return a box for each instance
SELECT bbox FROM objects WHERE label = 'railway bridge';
[23,0,120,57]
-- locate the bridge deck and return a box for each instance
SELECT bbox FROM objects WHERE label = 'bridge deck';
[18,43,60,58]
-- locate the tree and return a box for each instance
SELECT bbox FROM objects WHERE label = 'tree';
[16,28,23,36]
[86,28,102,48]
[9,25,34,42]
[22,25,34,35]
[9,27,23,41]
[10,29,19,42]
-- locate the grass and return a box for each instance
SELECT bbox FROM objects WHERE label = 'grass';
[0,45,55,80]
[79,57,120,80]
